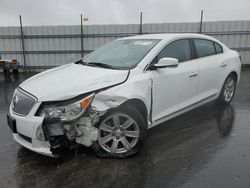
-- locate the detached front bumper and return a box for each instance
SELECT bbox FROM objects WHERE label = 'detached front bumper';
[13,133,53,157]
[8,101,56,157]
[8,104,99,157]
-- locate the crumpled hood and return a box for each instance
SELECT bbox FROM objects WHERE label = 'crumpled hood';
[20,63,129,101]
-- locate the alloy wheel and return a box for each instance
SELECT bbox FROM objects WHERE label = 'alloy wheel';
[224,77,235,102]
[98,113,140,154]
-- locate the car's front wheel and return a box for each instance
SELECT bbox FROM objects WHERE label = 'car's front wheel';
[216,73,237,105]
[92,104,147,158]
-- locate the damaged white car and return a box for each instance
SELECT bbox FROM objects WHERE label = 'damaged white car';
[7,34,241,158]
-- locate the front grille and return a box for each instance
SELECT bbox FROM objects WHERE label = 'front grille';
[11,89,36,116]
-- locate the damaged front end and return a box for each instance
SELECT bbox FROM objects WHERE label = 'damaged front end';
[35,93,104,156]
[34,75,152,156]
[38,115,99,156]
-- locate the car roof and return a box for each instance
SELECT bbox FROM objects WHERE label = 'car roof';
[120,33,215,41]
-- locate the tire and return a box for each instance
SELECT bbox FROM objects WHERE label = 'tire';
[91,104,147,158]
[216,73,237,105]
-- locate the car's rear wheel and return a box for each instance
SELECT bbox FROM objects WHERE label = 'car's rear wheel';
[216,74,236,105]
[92,104,147,158]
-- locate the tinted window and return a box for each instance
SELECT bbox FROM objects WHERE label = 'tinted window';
[214,42,223,54]
[194,39,216,58]
[157,39,191,63]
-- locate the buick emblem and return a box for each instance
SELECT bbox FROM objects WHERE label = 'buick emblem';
[12,95,19,108]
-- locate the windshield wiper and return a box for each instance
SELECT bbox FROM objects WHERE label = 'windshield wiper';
[76,60,118,69]
[75,59,88,65]
[86,62,116,69]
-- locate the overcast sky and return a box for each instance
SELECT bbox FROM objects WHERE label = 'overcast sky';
[0,0,250,26]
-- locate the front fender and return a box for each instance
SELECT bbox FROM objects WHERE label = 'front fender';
[91,73,152,122]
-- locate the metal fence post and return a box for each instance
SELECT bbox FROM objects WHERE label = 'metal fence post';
[80,14,84,58]
[19,15,27,68]
[139,12,143,34]
[199,10,203,33]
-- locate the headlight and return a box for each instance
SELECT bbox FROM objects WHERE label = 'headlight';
[38,93,94,122]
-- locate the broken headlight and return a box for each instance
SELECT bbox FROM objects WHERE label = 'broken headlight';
[37,94,94,122]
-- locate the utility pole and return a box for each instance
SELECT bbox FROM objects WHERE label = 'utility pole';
[139,12,143,34]
[80,14,84,58]
[19,15,27,68]
[199,10,203,33]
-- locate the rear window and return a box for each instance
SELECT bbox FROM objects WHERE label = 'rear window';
[194,39,216,58]
[214,42,223,54]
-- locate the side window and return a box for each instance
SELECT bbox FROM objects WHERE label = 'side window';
[194,39,216,58]
[156,39,191,63]
[214,42,223,54]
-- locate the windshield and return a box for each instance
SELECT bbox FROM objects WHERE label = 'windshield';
[82,39,160,69]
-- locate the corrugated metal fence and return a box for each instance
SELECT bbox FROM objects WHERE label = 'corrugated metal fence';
[0,20,250,68]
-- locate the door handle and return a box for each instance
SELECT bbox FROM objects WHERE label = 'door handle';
[189,72,198,78]
[220,63,227,68]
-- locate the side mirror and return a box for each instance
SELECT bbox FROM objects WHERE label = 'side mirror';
[149,57,179,70]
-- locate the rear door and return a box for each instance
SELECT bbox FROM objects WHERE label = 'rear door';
[192,39,223,100]
[151,39,199,122]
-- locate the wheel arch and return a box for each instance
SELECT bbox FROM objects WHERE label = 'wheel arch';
[216,71,238,104]
[121,98,148,126]
[219,71,238,93]
[230,71,238,83]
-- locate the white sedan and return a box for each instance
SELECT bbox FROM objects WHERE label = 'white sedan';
[7,33,241,158]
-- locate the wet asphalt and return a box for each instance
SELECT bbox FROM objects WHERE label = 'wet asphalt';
[0,68,250,188]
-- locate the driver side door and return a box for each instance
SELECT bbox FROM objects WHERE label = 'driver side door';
[151,39,199,123]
